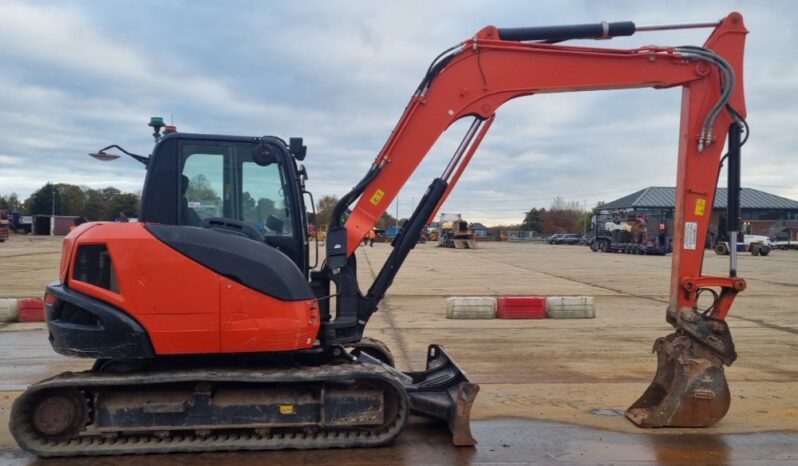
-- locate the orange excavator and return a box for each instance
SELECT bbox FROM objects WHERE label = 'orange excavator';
[11,13,748,456]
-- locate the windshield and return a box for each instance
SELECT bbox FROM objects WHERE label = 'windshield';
[180,142,293,237]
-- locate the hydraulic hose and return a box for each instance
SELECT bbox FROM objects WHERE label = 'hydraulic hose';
[674,46,747,151]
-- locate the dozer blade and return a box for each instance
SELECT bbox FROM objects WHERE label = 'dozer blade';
[404,345,479,445]
[626,332,731,427]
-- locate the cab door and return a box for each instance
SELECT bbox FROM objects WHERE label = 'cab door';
[178,138,307,274]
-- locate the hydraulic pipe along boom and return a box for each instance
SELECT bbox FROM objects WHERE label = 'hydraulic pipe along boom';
[727,123,742,277]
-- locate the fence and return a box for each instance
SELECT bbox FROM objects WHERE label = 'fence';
[504,230,546,243]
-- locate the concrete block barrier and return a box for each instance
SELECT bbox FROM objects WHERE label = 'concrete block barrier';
[546,296,595,319]
[18,297,45,322]
[446,296,497,319]
[496,296,547,319]
[0,298,19,322]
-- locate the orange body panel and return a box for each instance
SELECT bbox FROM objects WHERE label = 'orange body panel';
[220,278,319,353]
[65,222,319,355]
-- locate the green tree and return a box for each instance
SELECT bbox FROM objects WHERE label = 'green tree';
[83,188,110,220]
[186,174,220,202]
[0,193,22,212]
[108,193,140,218]
[375,211,396,230]
[24,183,85,216]
[315,195,339,229]
[100,187,121,202]
[522,208,545,233]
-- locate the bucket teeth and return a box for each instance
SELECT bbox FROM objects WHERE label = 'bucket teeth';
[626,332,731,427]
[450,382,479,445]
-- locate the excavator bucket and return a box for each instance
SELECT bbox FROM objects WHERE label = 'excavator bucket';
[626,332,732,427]
[404,345,479,445]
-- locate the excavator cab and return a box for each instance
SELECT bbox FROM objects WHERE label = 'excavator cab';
[139,133,310,275]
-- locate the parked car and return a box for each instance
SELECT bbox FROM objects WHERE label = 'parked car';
[547,234,564,244]
[553,233,580,245]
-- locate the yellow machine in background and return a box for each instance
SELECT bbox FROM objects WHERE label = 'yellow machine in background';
[438,214,477,249]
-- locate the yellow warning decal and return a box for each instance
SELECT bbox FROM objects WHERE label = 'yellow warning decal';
[370,189,385,205]
[279,404,295,415]
[694,199,706,216]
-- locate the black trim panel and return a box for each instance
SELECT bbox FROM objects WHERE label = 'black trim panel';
[145,224,313,301]
[46,282,154,359]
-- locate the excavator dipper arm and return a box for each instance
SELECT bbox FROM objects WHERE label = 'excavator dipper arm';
[325,12,748,429]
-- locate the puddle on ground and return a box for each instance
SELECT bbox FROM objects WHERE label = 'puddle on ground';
[591,407,626,416]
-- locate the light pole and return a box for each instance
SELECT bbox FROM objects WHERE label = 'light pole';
[50,182,56,236]
[583,200,588,236]
[395,195,399,232]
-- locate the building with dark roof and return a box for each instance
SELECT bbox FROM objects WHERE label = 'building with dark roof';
[469,222,489,237]
[602,187,798,237]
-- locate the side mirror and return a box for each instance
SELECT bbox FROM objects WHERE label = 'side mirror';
[289,137,307,161]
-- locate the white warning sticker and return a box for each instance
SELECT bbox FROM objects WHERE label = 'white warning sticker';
[684,221,697,250]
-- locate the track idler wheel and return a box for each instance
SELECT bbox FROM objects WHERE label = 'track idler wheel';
[11,388,89,449]
[625,332,731,427]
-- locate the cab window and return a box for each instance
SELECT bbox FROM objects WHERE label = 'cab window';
[182,152,225,222]
[180,142,293,237]
[242,162,292,236]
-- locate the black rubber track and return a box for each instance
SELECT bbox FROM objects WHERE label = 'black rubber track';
[10,363,410,457]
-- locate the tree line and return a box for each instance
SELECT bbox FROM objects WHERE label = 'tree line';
[311,194,599,236]
[0,183,140,220]
[520,197,603,235]
[1,185,597,234]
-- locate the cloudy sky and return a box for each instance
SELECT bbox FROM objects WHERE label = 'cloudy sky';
[0,1,795,225]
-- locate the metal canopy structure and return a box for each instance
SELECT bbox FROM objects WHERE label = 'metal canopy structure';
[603,187,798,211]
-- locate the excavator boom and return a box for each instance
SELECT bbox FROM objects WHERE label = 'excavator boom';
[327,12,748,428]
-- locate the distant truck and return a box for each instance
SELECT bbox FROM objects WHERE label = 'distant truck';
[771,239,798,250]
[589,212,672,255]
[770,230,798,250]
[713,234,772,256]
[0,210,8,242]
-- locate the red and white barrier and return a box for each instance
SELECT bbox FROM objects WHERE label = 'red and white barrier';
[496,296,547,319]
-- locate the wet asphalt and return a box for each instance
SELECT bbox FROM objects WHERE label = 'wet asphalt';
[2,417,796,466]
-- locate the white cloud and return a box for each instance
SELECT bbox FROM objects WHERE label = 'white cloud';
[0,155,21,166]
